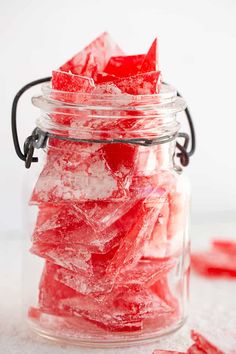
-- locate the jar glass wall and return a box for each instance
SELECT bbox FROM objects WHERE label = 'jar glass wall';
[22,83,190,347]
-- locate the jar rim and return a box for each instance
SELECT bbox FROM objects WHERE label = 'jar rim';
[32,82,186,115]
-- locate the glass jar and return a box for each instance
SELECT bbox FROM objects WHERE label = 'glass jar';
[21,82,191,347]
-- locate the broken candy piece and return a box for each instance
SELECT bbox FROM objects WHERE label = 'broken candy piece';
[52,70,95,93]
[104,54,145,77]
[60,32,124,75]
[141,38,159,72]
[32,203,125,254]
[112,71,161,95]
[60,286,172,332]
[191,249,236,278]
[30,143,125,203]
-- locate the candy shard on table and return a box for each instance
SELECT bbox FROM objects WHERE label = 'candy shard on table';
[191,249,236,278]
[190,330,236,354]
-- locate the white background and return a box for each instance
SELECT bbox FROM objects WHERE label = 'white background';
[0,0,236,233]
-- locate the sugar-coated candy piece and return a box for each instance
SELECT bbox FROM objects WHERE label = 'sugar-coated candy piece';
[52,70,95,92]
[212,239,236,255]
[60,286,172,332]
[30,242,92,273]
[191,249,236,278]
[191,330,236,354]
[30,144,125,203]
[141,38,159,72]
[55,255,174,295]
[153,351,186,354]
[60,32,124,75]
[104,54,145,77]
[112,71,161,95]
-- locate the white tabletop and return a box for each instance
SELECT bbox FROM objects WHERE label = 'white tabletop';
[1,215,236,354]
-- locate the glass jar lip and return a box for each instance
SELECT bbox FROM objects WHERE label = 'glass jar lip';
[41,81,177,102]
[33,82,186,114]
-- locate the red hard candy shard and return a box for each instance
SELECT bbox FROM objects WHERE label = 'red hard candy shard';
[104,54,145,77]
[190,330,236,354]
[141,38,159,72]
[60,32,124,76]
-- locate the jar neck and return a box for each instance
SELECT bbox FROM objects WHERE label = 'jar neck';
[31,82,186,155]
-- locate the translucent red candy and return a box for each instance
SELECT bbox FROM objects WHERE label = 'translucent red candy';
[141,38,159,72]
[29,33,187,339]
[191,239,236,278]
[104,54,145,77]
[60,32,124,76]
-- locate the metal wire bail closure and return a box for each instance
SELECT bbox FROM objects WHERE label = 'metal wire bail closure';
[11,77,196,169]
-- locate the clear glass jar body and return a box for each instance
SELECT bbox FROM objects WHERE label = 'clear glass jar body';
[23,84,190,347]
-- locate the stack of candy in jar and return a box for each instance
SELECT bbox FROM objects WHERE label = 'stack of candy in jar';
[28,32,189,335]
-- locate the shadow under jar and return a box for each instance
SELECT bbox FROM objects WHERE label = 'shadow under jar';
[24,82,191,347]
